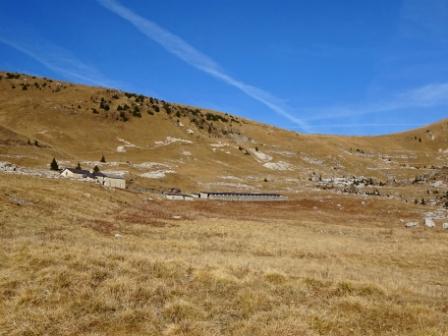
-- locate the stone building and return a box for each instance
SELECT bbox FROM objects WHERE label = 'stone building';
[165,193,194,201]
[60,168,91,179]
[94,172,126,189]
[60,168,125,189]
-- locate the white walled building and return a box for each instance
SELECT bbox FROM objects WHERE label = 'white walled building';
[60,168,126,189]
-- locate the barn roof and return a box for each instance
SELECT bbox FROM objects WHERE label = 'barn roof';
[200,191,281,196]
[62,168,91,175]
[62,168,124,180]
[92,172,124,180]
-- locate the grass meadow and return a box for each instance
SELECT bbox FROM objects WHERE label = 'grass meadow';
[1,174,448,335]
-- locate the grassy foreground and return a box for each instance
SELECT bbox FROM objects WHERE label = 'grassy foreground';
[1,174,448,335]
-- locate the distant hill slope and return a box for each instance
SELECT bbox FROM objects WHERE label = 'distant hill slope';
[0,71,447,192]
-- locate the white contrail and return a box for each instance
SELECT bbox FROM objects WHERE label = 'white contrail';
[302,82,448,122]
[97,0,310,131]
[0,34,118,88]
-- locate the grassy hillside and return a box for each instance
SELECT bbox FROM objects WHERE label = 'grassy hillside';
[1,71,447,194]
[1,72,448,335]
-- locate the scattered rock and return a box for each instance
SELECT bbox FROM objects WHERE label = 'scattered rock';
[263,161,294,171]
[219,175,243,181]
[248,149,272,163]
[116,137,137,152]
[424,218,435,228]
[405,222,418,228]
[0,161,17,172]
[210,142,229,148]
[8,195,32,206]
[140,170,174,179]
[116,145,127,153]
[154,136,192,146]
[114,233,123,239]
[443,223,448,230]
[133,162,171,169]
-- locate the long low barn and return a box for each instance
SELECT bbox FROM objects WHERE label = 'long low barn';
[198,192,286,201]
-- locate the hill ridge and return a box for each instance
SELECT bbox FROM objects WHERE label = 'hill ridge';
[1,71,447,200]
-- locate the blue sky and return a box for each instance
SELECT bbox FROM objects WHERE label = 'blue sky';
[0,1,447,135]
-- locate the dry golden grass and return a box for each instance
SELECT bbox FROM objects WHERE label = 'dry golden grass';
[1,174,448,335]
[1,71,448,194]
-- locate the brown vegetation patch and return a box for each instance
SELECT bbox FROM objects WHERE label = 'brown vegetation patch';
[82,219,119,234]
[115,211,172,228]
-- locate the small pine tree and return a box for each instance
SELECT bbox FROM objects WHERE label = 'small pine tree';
[100,154,106,163]
[132,106,141,117]
[76,162,81,170]
[93,165,100,173]
[50,158,59,171]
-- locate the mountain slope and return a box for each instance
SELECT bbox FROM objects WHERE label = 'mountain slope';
[0,71,447,193]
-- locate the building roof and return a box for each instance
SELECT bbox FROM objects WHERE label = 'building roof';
[62,168,124,180]
[166,193,192,197]
[200,191,281,196]
[93,172,124,180]
[62,168,91,175]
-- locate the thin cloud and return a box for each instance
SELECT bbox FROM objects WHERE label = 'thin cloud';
[308,123,421,129]
[303,82,448,122]
[398,82,448,106]
[0,32,118,88]
[97,0,310,132]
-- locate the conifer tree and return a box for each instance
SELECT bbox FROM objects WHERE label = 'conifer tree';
[50,158,59,171]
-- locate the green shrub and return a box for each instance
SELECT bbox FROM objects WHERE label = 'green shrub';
[99,98,110,111]
[119,111,128,122]
[50,158,59,171]
[132,106,142,117]
[6,72,20,79]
